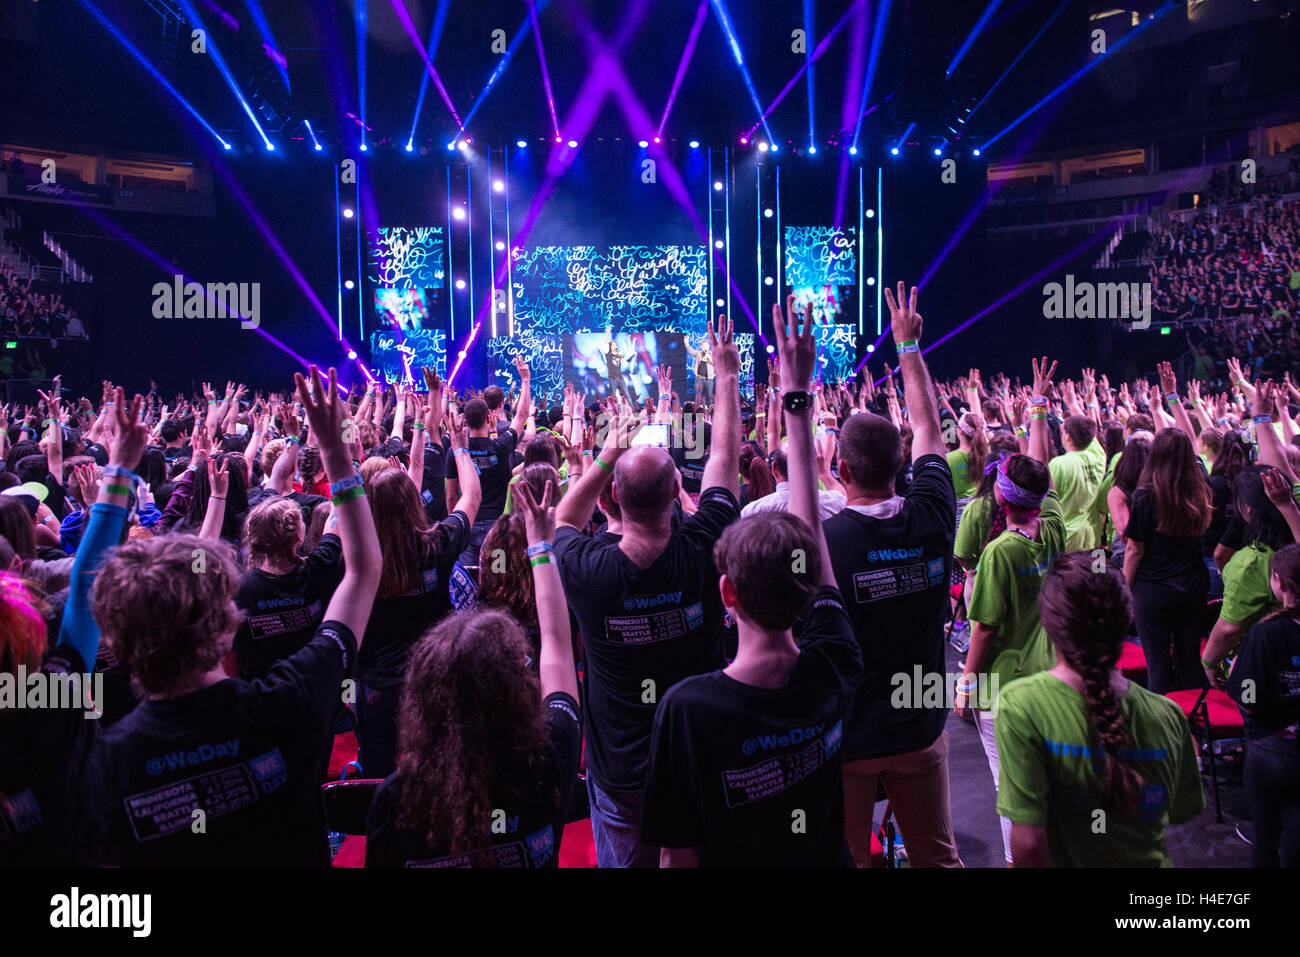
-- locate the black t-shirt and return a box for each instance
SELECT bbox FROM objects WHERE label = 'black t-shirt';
[821,454,955,760]
[233,535,345,680]
[245,486,329,524]
[554,486,739,790]
[670,423,711,494]
[86,621,358,866]
[1204,473,1234,555]
[364,692,581,867]
[422,434,450,523]
[456,430,519,523]
[1124,488,1211,593]
[641,587,863,866]
[1227,617,1300,738]
[359,511,470,684]
[0,645,95,866]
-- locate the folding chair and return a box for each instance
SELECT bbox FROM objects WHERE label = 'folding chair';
[1164,687,1244,823]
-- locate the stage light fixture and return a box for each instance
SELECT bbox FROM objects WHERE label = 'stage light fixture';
[455,278,466,290]
[222,142,232,150]
[360,143,367,152]
[342,208,354,219]
[459,350,467,359]
[865,209,875,218]
[689,140,700,149]
[933,147,942,156]
[458,140,471,153]
[517,140,528,148]
[765,344,775,354]
[866,343,875,353]
[808,146,817,155]
[713,181,723,191]
[452,207,466,221]
[653,136,661,144]
[866,277,875,286]
[493,180,505,192]
[764,277,773,285]
[639,140,648,148]
[495,240,506,251]
[314,144,322,151]
[764,208,773,218]
[740,136,749,145]
[770,144,778,153]
[849,146,857,156]
[447,142,456,151]
[716,298,725,307]
[758,142,769,152]
[344,280,355,290]
[405,142,414,152]
[555,135,563,143]
[714,240,724,249]
[347,349,358,360]
[890,147,899,156]
[972,148,981,157]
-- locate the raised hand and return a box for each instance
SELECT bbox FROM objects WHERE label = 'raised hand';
[709,315,740,377]
[513,476,556,545]
[767,357,781,391]
[109,388,149,470]
[884,281,924,345]
[207,457,230,499]
[773,295,816,390]
[1031,356,1058,397]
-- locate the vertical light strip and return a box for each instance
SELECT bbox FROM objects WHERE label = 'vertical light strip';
[354,179,363,344]
[776,163,782,299]
[335,166,343,340]
[504,148,515,337]
[487,152,496,339]
[446,166,454,341]
[707,147,715,321]
[724,147,731,321]
[467,164,475,373]
[858,165,864,336]
[876,166,883,336]
[756,163,762,327]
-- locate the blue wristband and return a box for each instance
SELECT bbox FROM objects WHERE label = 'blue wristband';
[1253,414,1273,425]
[329,473,364,496]
[525,542,554,558]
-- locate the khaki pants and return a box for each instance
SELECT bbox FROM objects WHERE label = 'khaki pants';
[842,732,963,867]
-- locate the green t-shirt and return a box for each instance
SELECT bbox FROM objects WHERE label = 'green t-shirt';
[947,449,977,499]
[503,461,570,515]
[954,495,993,569]
[1220,543,1279,628]
[966,491,1066,708]
[1048,439,1107,551]
[1091,451,1122,545]
[995,672,1205,867]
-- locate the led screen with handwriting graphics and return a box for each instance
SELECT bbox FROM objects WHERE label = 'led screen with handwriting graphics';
[510,245,708,334]
[367,226,445,290]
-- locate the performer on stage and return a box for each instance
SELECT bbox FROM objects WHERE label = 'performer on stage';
[685,338,715,407]
[605,331,632,405]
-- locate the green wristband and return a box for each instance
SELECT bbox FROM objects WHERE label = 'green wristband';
[331,485,366,506]
[104,483,131,496]
[594,456,614,474]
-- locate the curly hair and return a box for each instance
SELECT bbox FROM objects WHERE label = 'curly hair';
[244,497,305,569]
[92,534,241,697]
[395,608,554,856]
[477,464,559,633]
[1038,551,1141,814]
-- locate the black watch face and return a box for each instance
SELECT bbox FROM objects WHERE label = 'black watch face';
[784,392,811,411]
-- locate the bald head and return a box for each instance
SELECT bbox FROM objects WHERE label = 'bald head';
[612,446,679,523]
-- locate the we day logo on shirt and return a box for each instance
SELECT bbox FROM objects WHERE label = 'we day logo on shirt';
[49,887,151,937]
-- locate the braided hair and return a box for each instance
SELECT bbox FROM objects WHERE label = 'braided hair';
[1038,552,1142,813]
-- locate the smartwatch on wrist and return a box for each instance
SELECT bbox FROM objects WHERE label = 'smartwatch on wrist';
[782,390,814,413]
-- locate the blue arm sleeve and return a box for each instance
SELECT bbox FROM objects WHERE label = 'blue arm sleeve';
[56,501,129,668]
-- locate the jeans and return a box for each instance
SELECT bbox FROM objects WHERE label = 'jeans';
[1244,733,1300,868]
[458,516,498,568]
[842,732,963,867]
[974,708,1014,864]
[586,776,659,868]
[356,678,401,780]
[1205,556,1224,601]
[1131,578,1209,695]
[697,376,714,406]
